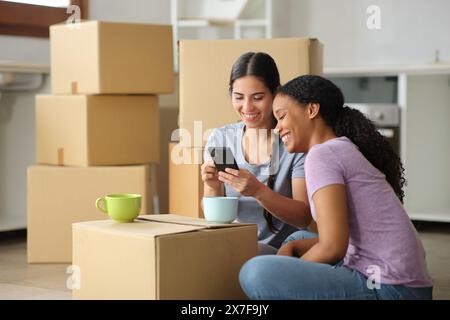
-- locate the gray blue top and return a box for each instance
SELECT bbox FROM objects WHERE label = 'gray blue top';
[306,136,432,287]
[204,122,306,249]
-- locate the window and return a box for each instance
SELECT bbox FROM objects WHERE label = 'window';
[0,0,88,38]
[2,0,70,6]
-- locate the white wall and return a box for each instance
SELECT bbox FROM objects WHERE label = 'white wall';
[286,0,450,67]
[89,0,170,24]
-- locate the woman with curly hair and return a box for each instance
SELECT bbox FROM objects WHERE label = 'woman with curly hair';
[239,75,433,300]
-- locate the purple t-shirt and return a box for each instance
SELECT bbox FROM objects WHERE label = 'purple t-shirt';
[305,136,432,288]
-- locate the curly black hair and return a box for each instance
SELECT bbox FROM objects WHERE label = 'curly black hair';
[278,75,406,203]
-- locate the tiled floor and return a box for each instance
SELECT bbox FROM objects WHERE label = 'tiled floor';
[414,222,450,299]
[0,222,449,300]
[0,231,70,300]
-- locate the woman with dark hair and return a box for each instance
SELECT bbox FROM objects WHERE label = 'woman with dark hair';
[201,52,314,255]
[239,75,433,299]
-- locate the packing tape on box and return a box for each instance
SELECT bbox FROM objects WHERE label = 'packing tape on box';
[71,81,78,94]
[57,148,64,166]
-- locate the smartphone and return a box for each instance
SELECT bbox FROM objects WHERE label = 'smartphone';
[208,147,239,172]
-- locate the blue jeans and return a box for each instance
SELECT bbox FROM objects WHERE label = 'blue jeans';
[239,230,432,300]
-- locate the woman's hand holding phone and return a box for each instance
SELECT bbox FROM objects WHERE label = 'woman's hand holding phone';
[218,168,266,198]
[204,147,266,198]
[201,160,224,192]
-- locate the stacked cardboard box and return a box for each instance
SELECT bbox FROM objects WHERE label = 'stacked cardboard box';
[28,21,174,263]
[169,38,323,218]
[169,143,204,218]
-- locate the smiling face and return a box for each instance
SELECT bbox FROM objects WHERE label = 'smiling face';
[231,75,274,129]
[273,94,314,153]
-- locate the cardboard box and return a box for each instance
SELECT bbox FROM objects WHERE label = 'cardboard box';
[50,21,174,94]
[72,214,257,300]
[168,143,204,218]
[27,165,154,263]
[179,38,323,147]
[36,95,160,166]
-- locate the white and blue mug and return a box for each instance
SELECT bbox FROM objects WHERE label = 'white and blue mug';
[202,196,238,223]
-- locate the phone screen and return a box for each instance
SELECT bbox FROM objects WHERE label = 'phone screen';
[208,147,239,172]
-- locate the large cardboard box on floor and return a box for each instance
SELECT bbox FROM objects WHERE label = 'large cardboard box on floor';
[50,21,174,94]
[72,214,257,300]
[27,165,154,263]
[36,95,160,166]
[179,38,323,147]
[168,143,204,218]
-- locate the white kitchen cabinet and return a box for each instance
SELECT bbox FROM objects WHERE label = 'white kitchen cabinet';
[0,62,50,232]
[402,73,450,222]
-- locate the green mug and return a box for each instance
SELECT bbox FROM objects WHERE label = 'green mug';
[95,193,142,222]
